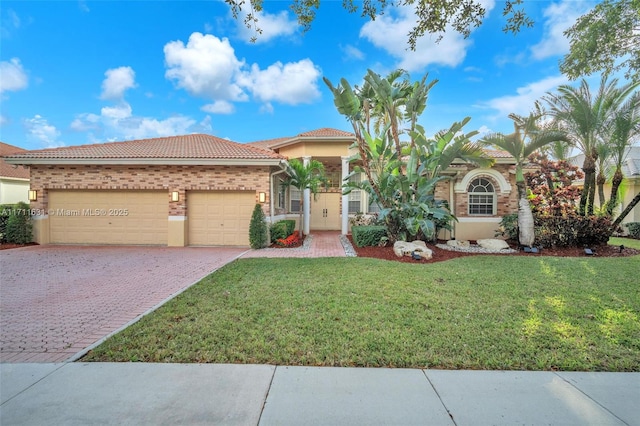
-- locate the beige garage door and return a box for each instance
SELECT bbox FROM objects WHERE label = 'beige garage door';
[188,191,255,246]
[49,190,167,245]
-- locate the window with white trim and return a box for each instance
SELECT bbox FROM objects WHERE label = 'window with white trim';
[348,173,362,213]
[290,188,301,213]
[468,177,495,215]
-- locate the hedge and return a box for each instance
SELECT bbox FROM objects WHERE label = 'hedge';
[351,225,387,247]
[625,222,640,239]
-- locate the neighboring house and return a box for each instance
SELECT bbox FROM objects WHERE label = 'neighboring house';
[569,147,640,227]
[0,142,30,204]
[4,129,519,246]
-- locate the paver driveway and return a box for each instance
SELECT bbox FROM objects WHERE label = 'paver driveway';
[0,245,247,363]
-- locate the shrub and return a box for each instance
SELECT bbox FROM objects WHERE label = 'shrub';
[351,225,387,247]
[495,213,518,241]
[270,220,297,243]
[276,232,301,247]
[249,204,268,249]
[625,222,640,239]
[3,202,32,244]
[0,204,17,244]
[534,213,612,248]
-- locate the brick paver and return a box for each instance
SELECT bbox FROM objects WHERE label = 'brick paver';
[241,231,347,258]
[0,246,246,363]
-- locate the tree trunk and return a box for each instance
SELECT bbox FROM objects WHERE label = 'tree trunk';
[597,170,606,210]
[586,149,598,216]
[607,168,624,216]
[612,193,640,228]
[516,180,535,247]
[580,154,596,216]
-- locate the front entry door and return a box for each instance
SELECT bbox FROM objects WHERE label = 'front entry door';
[310,193,341,230]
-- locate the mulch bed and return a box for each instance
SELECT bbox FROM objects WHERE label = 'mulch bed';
[347,236,639,264]
[0,242,39,251]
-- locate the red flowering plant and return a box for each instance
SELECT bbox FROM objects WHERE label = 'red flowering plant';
[276,232,301,247]
[525,153,584,217]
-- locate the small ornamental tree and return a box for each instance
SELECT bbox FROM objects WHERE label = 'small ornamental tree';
[249,203,268,249]
[526,153,584,217]
[4,202,32,244]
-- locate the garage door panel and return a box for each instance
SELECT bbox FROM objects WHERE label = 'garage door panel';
[49,190,167,245]
[188,191,254,246]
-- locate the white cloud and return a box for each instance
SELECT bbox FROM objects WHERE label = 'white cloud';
[164,32,322,112]
[0,58,28,94]
[239,59,321,105]
[70,113,100,131]
[101,103,133,120]
[234,8,298,43]
[479,75,568,118]
[201,100,235,114]
[24,115,64,147]
[100,66,136,100]
[164,32,247,101]
[341,44,365,61]
[360,2,495,71]
[530,0,593,60]
[0,115,8,126]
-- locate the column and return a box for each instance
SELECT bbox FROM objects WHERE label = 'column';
[303,156,311,235]
[341,156,350,235]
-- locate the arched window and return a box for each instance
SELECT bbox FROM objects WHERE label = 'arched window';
[468,177,495,215]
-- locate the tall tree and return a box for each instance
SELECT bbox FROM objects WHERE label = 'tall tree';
[284,158,325,237]
[227,0,533,48]
[544,76,638,216]
[561,0,640,83]
[481,112,567,247]
[605,93,640,216]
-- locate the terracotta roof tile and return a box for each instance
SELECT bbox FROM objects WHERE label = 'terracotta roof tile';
[296,128,354,138]
[5,134,284,161]
[483,149,513,159]
[0,142,30,179]
[246,137,292,150]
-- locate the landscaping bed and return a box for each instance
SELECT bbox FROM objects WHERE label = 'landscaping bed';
[348,236,639,263]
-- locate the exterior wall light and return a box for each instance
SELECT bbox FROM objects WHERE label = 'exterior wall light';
[28,190,37,201]
[259,192,266,203]
[171,191,179,202]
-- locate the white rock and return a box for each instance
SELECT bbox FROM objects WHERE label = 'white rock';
[477,239,510,250]
[393,241,433,260]
[446,240,470,248]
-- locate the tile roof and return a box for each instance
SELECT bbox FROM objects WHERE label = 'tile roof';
[483,149,513,159]
[295,128,354,138]
[247,137,292,150]
[5,134,284,162]
[0,142,30,179]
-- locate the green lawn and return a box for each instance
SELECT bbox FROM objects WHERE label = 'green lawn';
[84,239,640,371]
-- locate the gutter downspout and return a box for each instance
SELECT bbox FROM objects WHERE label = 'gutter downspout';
[450,172,460,240]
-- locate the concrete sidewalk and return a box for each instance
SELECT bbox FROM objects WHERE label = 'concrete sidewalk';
[1,363,638,425]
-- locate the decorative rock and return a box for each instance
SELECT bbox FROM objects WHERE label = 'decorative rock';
[477,239,510,250]
[446,239,470,248]
[393,241,433,260]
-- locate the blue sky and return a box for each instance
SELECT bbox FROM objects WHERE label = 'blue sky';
[0,0,603,150]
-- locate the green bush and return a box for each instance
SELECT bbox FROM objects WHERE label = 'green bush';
[625,222,640,239]
[352,225,387,247]
[534,214,612,248]
[3,202,32,244]
[269,220,297,243]
[281,220,296,235]
[0,204,17,243]
[270,221,289,243]
[249,204,268,249]
[495,213,518,241]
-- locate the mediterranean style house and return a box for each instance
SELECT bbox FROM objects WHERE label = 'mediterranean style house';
[4,128,519,246]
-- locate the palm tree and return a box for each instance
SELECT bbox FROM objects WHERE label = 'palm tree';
[544,76,639,216]
[606,92,640,216]
[284,158,325,237]
[481,112,567,247]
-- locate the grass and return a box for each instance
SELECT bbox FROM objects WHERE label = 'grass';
[84,239,640,371]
